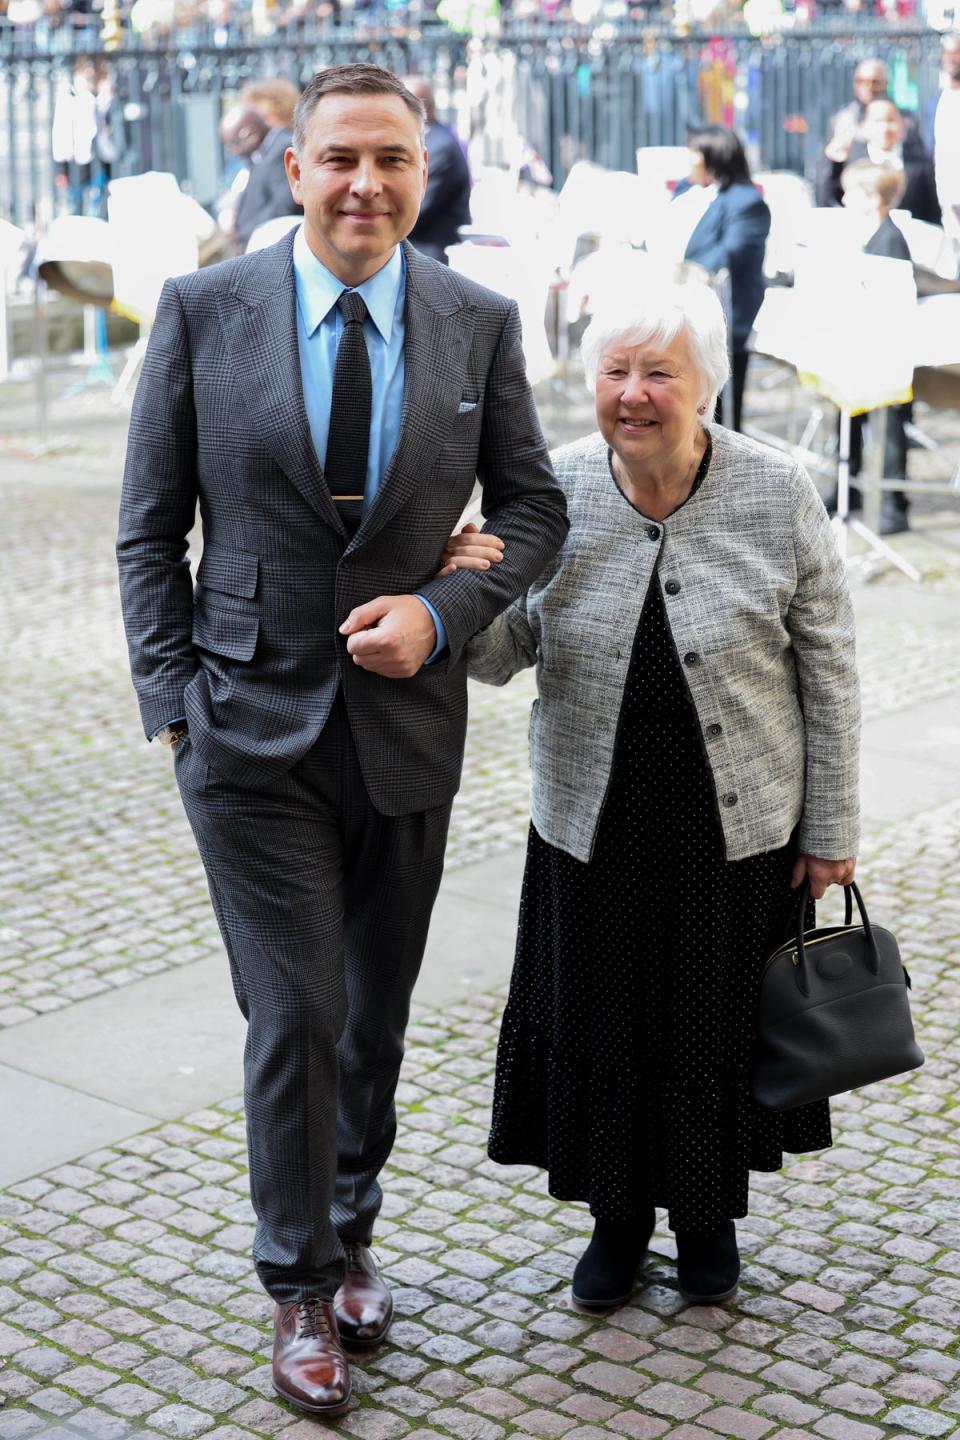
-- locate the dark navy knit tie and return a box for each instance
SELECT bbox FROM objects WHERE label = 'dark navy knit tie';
[325,290,371,536]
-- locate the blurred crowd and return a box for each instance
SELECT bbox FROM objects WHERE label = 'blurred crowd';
[8,34,959,541]
[1,0,956,41]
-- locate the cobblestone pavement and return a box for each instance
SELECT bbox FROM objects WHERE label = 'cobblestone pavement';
[1,795,960,1440]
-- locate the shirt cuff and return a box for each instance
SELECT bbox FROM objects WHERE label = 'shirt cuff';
[150,716,187,740]
[414,595,447,666]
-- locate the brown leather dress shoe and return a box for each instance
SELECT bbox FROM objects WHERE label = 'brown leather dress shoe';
[272,1298,351,1416]
[334,1241,394,1346]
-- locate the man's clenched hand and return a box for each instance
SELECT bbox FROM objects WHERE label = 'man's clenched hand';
[340,595,437,679]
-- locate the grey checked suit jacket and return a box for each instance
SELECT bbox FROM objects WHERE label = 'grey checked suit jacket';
[467,426,860,864]
[117,235,568,813]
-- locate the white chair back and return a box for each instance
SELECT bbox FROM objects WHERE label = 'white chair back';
[644,184,715,264]
[566,246,717,325]
[890,211,959,280]
[752,170,814,279]
[108,172,200,324]
[246,215,301,253]
[447,242,557,386]
[635,146,692,195]
[34,216,114,305]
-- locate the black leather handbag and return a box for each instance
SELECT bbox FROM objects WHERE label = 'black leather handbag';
[752,880,924,1111]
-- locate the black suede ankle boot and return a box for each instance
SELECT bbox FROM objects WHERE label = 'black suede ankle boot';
[675,1220,740,1303]
[571,1209,656,1309]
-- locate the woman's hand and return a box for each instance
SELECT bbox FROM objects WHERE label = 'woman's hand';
[790,853,857,900]
[436,522,505,578]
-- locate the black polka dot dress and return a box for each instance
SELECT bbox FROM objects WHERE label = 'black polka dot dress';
[488,443,832,1233]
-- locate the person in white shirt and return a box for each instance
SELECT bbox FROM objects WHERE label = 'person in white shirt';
[926,34,960,240]
[822,99,941,225]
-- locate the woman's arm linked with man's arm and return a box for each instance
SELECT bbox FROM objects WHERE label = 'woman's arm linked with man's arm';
[438,522,539,686]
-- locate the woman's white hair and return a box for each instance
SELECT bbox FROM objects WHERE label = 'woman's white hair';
[581,277,730,425]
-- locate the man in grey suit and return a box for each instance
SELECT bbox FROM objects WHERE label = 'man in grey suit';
[117,63,567,1418]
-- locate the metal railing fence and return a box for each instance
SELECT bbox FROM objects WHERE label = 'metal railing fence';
[0,20,946,231]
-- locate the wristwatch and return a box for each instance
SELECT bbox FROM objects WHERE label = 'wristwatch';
[156,725,186,748]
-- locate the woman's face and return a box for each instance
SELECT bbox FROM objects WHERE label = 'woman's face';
[595,330,704,471]
[687,147,710,186]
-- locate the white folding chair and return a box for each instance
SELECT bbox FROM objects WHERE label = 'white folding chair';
[447,242,557,386]
[107,172,202,401]
[752,170,815,280]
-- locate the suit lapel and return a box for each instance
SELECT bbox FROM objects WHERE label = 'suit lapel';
[220,233,345,535]
[351,243,472,550]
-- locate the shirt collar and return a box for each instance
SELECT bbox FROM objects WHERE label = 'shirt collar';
[293,224,404,344]
[866,142,904,168]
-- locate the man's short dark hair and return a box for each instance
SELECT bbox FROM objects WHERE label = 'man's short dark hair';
[293,64,426,155]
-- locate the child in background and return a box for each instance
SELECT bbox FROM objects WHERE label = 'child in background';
[834,159,913,533]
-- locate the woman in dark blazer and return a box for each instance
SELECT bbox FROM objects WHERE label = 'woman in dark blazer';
[674,125,770,433]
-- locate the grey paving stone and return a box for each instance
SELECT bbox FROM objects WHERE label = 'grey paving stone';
[148,1406,218,1438]
[881,1409,954,1437]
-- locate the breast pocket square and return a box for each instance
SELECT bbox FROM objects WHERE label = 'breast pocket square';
[457,400,478,413]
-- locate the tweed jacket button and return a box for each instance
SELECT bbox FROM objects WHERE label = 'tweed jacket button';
[664,579,680,595]
[596,717,610,734]
[683,652,699,666]
[722,792,738,807]
[707,722,723,737]
[646,525,660,541]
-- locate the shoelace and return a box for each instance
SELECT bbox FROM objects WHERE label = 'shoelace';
[343,1241,366,1275]
[295,1298,333,1339]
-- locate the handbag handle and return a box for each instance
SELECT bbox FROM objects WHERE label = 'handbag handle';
[793,879,879,995]
[797,881,854,929]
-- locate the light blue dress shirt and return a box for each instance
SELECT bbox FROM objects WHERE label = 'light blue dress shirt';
[292,225,446,661]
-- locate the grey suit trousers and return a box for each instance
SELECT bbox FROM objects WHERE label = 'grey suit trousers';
[174,695,451,1302]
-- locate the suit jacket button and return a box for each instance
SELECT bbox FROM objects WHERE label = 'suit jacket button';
[723,792,738,807]
[683,652,699,666]
[646,525,660,541]
[707,722,723,737]
[664,579,680,595]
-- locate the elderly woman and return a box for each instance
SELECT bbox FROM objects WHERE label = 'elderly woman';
[442,279,859,1308]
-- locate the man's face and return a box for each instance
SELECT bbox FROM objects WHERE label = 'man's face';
[864,100,903,151]
[853,62,888,107]
[221,108,267,158]
[285,92,428,286]
[942,36,960,83]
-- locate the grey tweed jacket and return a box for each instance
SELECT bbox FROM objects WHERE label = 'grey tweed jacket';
[467,425,860,863]
[117,234,567,813]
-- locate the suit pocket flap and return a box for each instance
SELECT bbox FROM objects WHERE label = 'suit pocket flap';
[196,543,259,599]
[193,602,259,661]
